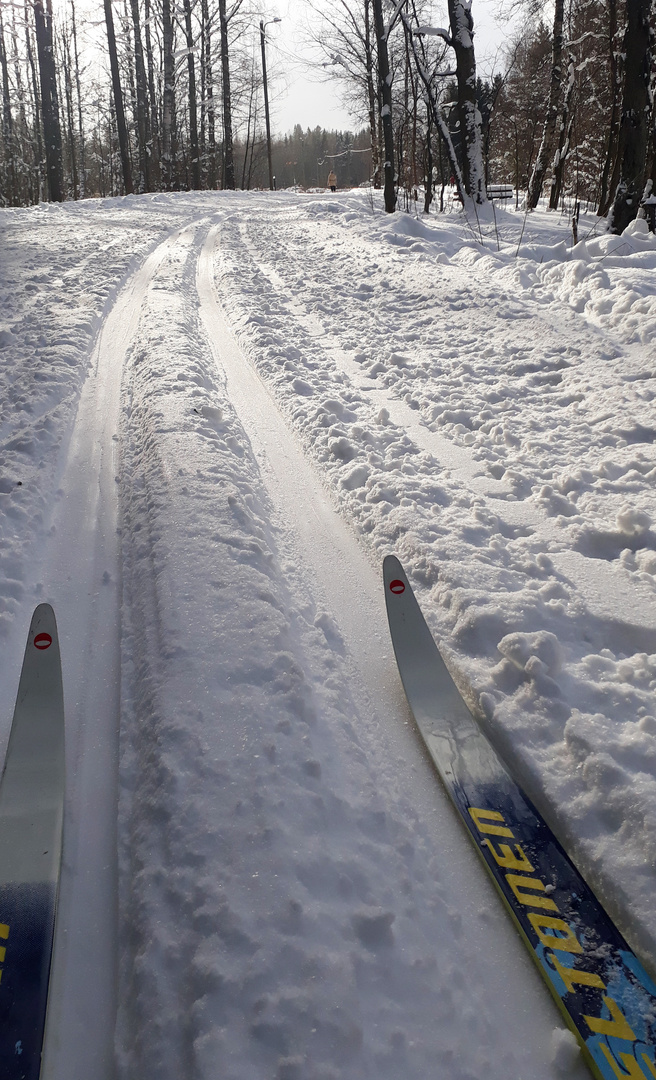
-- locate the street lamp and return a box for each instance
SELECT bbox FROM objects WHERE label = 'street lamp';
[260,16,280,191]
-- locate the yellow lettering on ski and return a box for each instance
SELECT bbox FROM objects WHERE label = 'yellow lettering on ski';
[506,874,560,912]
[527,913,583,954]
[600,1046,649,1079]
[547,951,605,995]
[585,997,636,1040]
[469,808,514,837]
[482,837,535,872]
[641,1055,656,1079]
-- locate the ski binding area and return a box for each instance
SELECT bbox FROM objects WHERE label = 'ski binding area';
[0,189,655,1079]
[0,605,64,1080]
[384,554,656,1080]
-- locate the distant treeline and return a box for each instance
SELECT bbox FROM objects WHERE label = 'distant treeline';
[1,0,655,233]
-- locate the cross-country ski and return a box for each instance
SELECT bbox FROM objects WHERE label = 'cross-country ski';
[0,605,64,1080]
[384,553,656,1080]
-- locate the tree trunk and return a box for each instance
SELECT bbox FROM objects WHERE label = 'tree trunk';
[608,0,652,233]
[144,0,159,183]
[201,0,216,188]
[364,0,379,188]
[25,0,44,200]
[0,8,17,205]
[549,57,575,209]
[103,0,133,194]
[218,0,234,189]
[61,25,78,198]
[598,0,621,215]
[424,106,433,213]
[33,0,64,201]
[448,0,486,203]
[161,0,176,189]
[527,0,564,208]
[402,9,467,206]
[372,0,395,211]
[182,0,200,189]
[129,0,150,191]
[70,0,85,197]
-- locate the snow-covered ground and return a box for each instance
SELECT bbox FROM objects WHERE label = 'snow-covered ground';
[0,189,655,1080]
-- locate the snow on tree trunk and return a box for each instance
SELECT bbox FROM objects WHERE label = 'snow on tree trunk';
[608,0,652,234]
[448,0,486,204]
[527,0,564,209]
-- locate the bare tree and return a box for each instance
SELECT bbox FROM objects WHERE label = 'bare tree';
[0,6,17,205]
[303,0,381,187]
[33,0,64,200]
[161,0,176,188]
[372,0,395,210]
[548,53,575,208]
[129,0,150,191]
[608,0,652,232]
[598,0,622,214]
[181,0,201,188]
[218,0,236,189]
[103,0,133,193]
[200,0,216,186]
[526,0,564,207]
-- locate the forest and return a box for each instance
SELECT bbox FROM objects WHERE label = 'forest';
[0,0,655,233]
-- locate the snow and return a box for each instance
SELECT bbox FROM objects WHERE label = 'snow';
[1,188,655,1079]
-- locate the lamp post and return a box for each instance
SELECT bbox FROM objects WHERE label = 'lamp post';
[260,17,280,191]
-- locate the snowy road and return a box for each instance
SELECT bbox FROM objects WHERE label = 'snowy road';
[0,191,655,1080]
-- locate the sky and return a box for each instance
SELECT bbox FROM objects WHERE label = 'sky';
[266,0,518,136]
[55,0,518,140]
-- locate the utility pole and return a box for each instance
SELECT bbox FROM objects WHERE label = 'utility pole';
[260,17,280,191]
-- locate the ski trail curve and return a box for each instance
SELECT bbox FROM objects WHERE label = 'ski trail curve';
[197,225,589,1080]
[36,226,194,1080]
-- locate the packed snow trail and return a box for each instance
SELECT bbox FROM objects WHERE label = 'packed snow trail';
[0,191,654,1080]
[211,196,656,972]
[113,218,590,1080]
[38,227,197,1080]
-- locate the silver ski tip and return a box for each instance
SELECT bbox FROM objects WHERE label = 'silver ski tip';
[383,554,407,594]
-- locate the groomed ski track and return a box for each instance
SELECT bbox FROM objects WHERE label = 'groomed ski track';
[5,198,653,1079]
[33,216,583,1080]
[27,228,192,1080]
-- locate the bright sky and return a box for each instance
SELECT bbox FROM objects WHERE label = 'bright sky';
[57,0,517,139]
[266,0,517,136]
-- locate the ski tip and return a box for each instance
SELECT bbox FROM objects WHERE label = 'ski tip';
[27,604,59,651]
[383,554,407,595]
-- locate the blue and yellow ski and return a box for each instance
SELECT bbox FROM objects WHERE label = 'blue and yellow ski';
[0,605,65,1080]
[384,554,656,1080]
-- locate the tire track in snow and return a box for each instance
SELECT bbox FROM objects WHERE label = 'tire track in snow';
[197,224,590,1080]
[31,225,197,1080]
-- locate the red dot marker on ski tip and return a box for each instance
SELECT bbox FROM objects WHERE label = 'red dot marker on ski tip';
[34,633,52,650]
[389,579,405,595]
